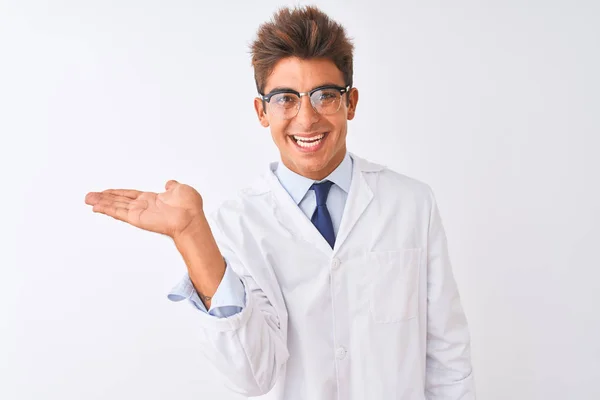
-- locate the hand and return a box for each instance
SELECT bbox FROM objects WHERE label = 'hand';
[85,180,204,239]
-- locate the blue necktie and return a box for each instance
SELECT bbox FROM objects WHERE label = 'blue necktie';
[310,180,335,248]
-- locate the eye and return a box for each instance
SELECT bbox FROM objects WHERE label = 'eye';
[320,91,337,100]
[279,95,296,103]
[315,89,340,104]
[271,93,299,109]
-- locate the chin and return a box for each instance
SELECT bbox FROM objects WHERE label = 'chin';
[300,158,332,176]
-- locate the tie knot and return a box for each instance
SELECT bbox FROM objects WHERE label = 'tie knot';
[310,180,334,206]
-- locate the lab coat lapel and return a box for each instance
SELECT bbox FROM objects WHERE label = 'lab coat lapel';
[333,153,381,252]
[265,164,334,256]
[262,154,384,256]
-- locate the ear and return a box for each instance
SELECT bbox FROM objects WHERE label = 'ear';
[254,97,270,128]
[346,88,359,121]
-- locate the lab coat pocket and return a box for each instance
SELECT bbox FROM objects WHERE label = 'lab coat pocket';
[369,248,422,323]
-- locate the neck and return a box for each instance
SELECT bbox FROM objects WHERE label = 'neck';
[283,148,346,181]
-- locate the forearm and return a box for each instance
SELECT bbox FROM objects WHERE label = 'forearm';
[172,213,226,309]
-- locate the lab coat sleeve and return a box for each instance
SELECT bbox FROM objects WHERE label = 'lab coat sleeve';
[167,262,245,318]
[179,213,289,397]
[424,188,476,399]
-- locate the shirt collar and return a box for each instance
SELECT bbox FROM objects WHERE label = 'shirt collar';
[274,152,353,205]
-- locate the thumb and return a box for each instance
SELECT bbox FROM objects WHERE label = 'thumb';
[165,179,179,190]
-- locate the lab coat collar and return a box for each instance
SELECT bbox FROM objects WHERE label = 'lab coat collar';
[263,151,385,255]
[273,151,353,205]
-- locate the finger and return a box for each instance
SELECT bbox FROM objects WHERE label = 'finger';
[99,197,132,208]
[92,203,130,223]
[92,198,133,217]
[165,180,179,190]
[86,192,134,206]
[101,192,138,204]
[85,192,101,205]
[102,189,142,199]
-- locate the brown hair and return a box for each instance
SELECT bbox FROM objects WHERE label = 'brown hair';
[250,5,354,94]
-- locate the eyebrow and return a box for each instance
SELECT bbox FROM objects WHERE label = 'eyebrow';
[266,82,344,94]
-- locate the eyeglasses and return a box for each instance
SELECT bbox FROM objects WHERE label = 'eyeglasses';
[259,84,350,120]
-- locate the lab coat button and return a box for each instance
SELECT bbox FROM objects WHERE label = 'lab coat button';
[335,346,347,360]
[331,258,341,270]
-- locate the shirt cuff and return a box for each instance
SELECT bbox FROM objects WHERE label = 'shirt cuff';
[167,261,246,318]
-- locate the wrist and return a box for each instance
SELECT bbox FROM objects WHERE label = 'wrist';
[171,213,226,305]
[173,213,209,244]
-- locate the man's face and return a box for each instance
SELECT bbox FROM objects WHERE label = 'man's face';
[254,57,359,180]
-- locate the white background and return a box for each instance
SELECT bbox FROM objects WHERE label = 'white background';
[1,0,599,399]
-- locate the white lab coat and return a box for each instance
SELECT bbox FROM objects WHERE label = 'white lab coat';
[192,153,475,399]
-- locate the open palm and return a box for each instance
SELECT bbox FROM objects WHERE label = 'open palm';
[85,180,204,238]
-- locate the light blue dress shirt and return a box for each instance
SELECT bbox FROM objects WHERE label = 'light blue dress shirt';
[167,152,354,317]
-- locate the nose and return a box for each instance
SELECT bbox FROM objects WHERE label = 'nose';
[294,95,320,128]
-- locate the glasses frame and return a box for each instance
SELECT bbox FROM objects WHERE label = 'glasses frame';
[259,84,351,119]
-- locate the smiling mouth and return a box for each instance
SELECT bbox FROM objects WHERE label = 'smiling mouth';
[290,132,328,148]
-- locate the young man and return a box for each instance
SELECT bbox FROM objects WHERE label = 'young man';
[85,6,475,400]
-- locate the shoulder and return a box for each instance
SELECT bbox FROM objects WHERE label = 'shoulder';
[206,170,274,230]
[351,152,434,202]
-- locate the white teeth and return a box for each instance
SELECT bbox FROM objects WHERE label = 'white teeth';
[293,133,325,142]
[296,138,323,148]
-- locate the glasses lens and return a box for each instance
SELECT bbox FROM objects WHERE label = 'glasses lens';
[311,89,342,115]
[269,93,300,119]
